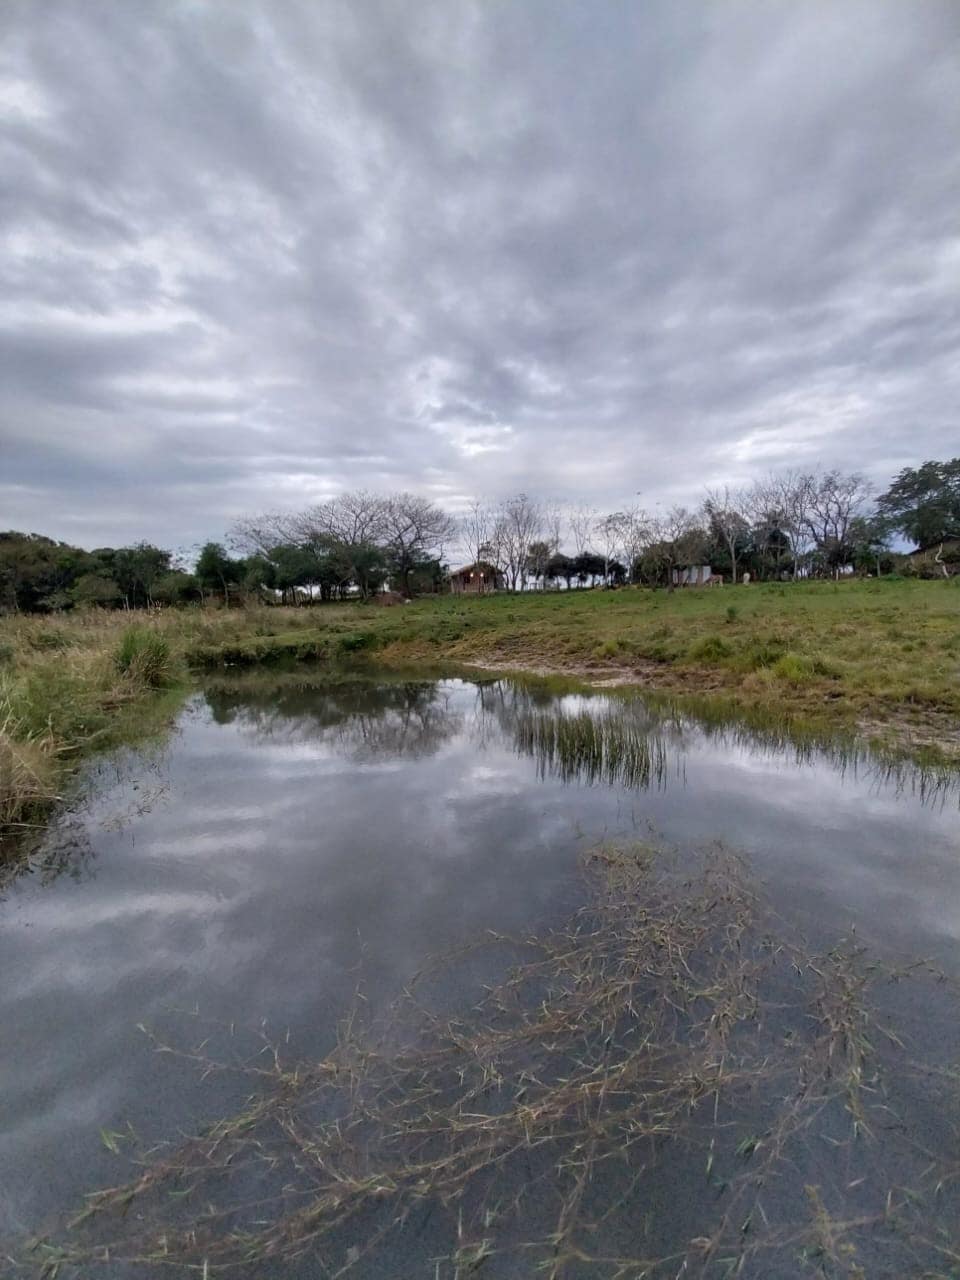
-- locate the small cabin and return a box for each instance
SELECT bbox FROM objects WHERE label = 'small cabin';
[906,539,958,577]
[672,564,714,587]
[449,561,504,594]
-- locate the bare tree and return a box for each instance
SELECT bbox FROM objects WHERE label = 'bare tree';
[461,500,495,592]
[568,504,597,558]
[381,493,457,596]
[703,485,750,584]
[497,494,542,591]
[295,491,388,549]
[621,507,652,581]
[227,511,293,558]
[754,471,818,579]
[542,503,564,557]
[805,471,871,576]
[290,492,390,599]
[644,506,705,590]
[596,512,631,582]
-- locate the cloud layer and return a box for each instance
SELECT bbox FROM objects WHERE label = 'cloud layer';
[1,0,958,551]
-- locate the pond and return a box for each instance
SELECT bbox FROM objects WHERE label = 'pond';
[2,673,959,1276]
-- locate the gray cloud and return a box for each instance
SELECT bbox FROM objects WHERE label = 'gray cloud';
[1,0,957,551]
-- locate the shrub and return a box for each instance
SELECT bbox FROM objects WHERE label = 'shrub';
[29,627,73,651]
[594,638,622,659]
[115,628,171,688]
[739,668,777,695]
[639,641,674,663]
[772,653,816,684]
[337,630,381,654]
[743,640,787,670]
[687,635,734,662]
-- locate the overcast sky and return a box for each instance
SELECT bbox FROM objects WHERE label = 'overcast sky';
[1,0,958,554]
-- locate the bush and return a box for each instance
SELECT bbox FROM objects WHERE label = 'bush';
[743,640,787,670]
[772,653,816,684]
[337,630,381,655]
[29,627,73,651]
[115,627,170,687]
[594,638,622,659]
[687,635,734,663]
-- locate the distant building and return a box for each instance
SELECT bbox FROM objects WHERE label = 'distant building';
[448,561,505,594]
[908,537,959,558]
[908,538,959,575]
[671,564,713,587]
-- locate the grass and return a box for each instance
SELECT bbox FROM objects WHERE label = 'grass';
[16,842,960,1277]
[114,627,171,687]
[1,577,958,848]
[0,612,192,851]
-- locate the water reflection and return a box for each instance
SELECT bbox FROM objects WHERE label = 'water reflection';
[2,672,959,1263]
[203,672,957,808]
[205,677,465,761]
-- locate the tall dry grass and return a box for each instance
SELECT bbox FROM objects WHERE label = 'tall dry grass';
[0,610,185,847]
[0,604,358,846]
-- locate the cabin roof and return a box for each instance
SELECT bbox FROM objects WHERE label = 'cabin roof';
[450,561,500,576]
[908,536,960,556]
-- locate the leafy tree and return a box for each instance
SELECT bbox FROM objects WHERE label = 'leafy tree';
[325,538,387,600]
[876,459,960,548]
[238,555,277,600]
[196,542,241,606]
[268,544,319,603]
[848,517,894,577]
[525,540,553,589]
[573,552,606,587]
[153,571,199,606]
[71,572,122,608]
[0,532,86,611]
[114,543,171,608]
[406,558,446,595]
[546,552,576,589]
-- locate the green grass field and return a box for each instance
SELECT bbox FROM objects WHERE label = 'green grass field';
[2,577,958,845]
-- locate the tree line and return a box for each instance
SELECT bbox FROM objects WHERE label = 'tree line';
[1,458,957,612]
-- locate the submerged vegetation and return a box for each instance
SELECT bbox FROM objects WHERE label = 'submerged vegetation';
[1,577,959,849]
[18,842,960,1278]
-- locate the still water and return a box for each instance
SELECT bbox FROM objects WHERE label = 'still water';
[2,673,959,1273]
